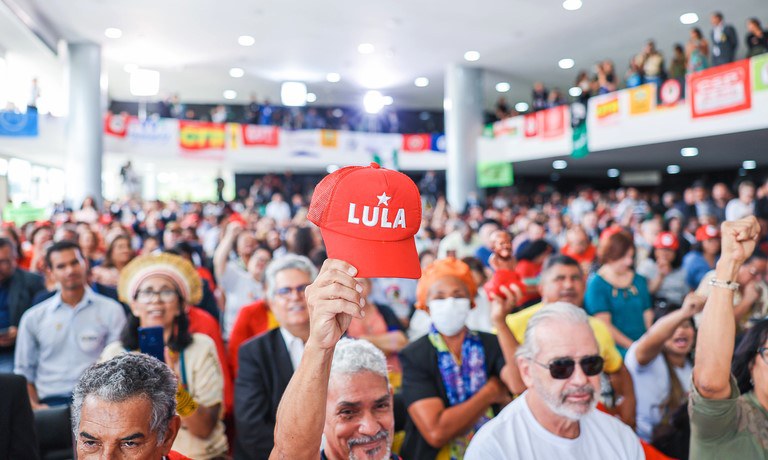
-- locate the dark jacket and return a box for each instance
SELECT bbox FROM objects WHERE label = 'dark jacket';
[234,328,294,460]
[0,373,40,459]
[6,269,45,328]
[711,24,738,65]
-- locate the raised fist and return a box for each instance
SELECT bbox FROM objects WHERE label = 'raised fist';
[720,217,761,266]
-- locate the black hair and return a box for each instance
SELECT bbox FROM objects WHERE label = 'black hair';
[45,241,83,268]
[517,239,552,262]
[0,237,17,255]
[733,319,768,394]
[542,254,581,273]
[289,227,315,258]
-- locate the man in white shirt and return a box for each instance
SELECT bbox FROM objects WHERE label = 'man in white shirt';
[466,303,642,459]
[264,193,292,225]
[725,181,756,222]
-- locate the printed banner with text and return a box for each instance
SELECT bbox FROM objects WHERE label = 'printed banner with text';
[689,59,751,118]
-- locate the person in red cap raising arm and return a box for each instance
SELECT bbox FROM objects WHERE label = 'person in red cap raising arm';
[636,232,691,310]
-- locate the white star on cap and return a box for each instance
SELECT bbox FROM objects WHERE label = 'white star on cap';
[377,192,391,206]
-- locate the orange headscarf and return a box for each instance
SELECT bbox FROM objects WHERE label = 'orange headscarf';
[415,257,478,310]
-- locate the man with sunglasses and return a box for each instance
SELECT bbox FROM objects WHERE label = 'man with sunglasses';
[234,254,318,459]
[466,303,643,459]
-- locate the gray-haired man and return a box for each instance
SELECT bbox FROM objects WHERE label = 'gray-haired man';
[72,353,184,460]
[271,258,399,460]
[466,303,643,459]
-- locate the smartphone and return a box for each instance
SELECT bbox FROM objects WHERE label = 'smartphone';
[138,326,165,362]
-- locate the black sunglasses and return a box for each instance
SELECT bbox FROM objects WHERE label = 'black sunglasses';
[532,355,604,380]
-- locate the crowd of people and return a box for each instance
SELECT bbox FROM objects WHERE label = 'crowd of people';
[495,12,768,120]
[1,170,768,459]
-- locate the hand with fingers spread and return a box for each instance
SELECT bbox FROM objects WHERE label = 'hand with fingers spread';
[304,259,366,350]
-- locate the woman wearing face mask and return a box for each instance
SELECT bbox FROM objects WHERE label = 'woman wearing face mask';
[400,258,520,460]
[100,253,228,459]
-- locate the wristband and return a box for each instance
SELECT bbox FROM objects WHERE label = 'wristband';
[176,385,199,417]
[708,278,739,291]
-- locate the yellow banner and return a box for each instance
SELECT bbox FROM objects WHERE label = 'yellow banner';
[629,84,654,115]
[320,129,338,148]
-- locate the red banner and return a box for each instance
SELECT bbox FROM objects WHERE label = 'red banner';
[179,121,226,150]
[402,133,431,152]
[242,124,279,147]
[523,106,566,138]
[104,113,129,137]
[659,79,683,106]
[689,59,751,118]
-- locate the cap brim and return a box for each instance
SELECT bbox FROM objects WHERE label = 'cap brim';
[320,227,422,279]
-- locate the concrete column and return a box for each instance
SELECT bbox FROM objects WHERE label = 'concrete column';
[444,64,483,212]
[65,42,103,208]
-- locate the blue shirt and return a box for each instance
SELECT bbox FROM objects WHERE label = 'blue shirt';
[584,273,651,357]
[682,251,717,290]
[14,288,126,399]
[0,281,9,329]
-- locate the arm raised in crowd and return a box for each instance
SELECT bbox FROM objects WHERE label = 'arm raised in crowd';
[694,217,760,400]
[490,284,526,394]
[270,259,365,460]
[213,222,242,280]
[634,293,703,366]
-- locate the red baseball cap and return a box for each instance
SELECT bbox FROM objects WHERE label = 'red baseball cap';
[695,224,720,241]
[653,232,679,250]
[308,163,422,278]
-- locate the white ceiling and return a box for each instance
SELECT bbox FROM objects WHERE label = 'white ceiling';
[1,0,765,110]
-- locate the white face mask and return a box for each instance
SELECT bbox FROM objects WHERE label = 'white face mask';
[428,297,471,336]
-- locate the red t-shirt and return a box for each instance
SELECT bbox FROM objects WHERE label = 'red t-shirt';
[187,306,233,416]
[561,244,596,266]
[167,451,192,460]
[227,300,279,376]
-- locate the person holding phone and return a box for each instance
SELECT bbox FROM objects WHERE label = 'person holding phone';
[100,253,228,460]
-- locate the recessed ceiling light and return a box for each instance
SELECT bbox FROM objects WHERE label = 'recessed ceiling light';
[667,164,681,174]
[223,90,237,100]
[743,160,757,170]
[364,90,385,114]
[281,82,307,107]
[104,28,122,39]
[495,82,511,93]
[558,58,575,69]
[358,43,375,54]
[414,77,429,87]
[464,51,480,62]
[680,147,699,157]
[123,63,138,73]
[326,72,341,83]
[515,102,529,112]
[562,0,582,11]
[383,96,394,106]
[607,168,620,178]
[680,13,699,25]
[306,92,317,103]
[569,86,583,97]
[238,35,255,46]
[553,160,568,170]
[229,67,245,78]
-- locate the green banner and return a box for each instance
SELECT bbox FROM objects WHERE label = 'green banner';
[752,53,768,92]
[571,122,589,158]
[2,204,48,226]
[482,124,495,138]
[477,162,513,188]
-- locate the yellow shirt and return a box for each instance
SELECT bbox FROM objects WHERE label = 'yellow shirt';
[505,302,623,374]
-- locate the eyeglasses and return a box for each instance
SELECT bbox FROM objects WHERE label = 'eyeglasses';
[532,355,604,380]
[275,284,309,298]
[758,347,768,364]
[135,289,178,303]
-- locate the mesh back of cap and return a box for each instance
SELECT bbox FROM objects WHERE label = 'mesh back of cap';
[307,166,359,225]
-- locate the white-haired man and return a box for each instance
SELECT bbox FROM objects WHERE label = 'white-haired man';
[466,303,643,459]
[271,259,400,460]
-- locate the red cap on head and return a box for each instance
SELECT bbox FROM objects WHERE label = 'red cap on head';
[653,232,679,250]
[695,224,720,242]
[308,162,422,279]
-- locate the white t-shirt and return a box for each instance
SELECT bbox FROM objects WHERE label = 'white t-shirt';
[625,342,692,441]
[465,392,643,460]
[221,261,264,339]
[724,199,754,222]
[370,278,417,321]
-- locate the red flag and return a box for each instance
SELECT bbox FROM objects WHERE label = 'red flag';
[402,134,431,152]
[241,124,279,147]
[523,113,538,138]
